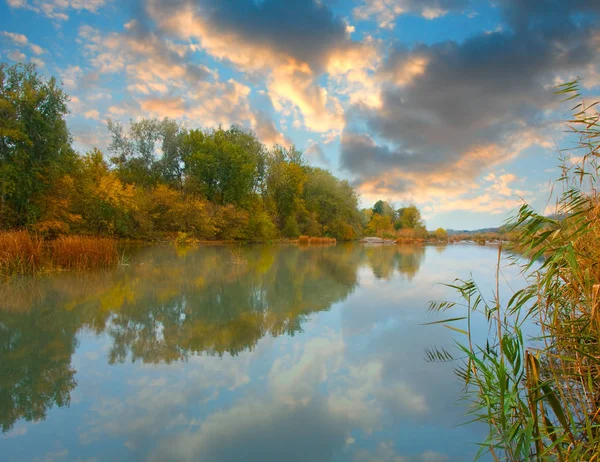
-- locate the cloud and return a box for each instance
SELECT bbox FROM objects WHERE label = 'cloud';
[84,109,101,120]
[1,31,28,46]
[353,0,468,30]
[7,50,26,61]
[150,397,349,462]
[78,22,214,87]
[7,0,113,21]
[341,1,600,206]
[145,0,379,132]
[74,21,274,133]
[305,141,331,167]
[1,31,46,55]
[59,65,83,89]
[254,111,289,148]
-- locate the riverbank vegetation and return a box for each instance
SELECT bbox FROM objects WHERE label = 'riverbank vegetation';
[0,62,363,246]
[0,230,117,276]
[429,81,600,459]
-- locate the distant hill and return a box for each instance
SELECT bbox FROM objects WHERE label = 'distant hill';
[446,214,565,236]
[446,227,502,236]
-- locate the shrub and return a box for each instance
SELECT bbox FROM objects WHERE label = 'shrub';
[298,235,309,245]
[214,204,250,240]
[282,216,300,239]
[245,206,278,242]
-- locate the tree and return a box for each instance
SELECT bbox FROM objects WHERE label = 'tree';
[266,145,306,228]
[302,167,363,240]
[397,204,424,229]
[182,126,266,206]
[372,199,395,217]
[372,200,385,215]
[434,228,448,240]
[107,117,187,188]
[366,214,393,237]
[0,62,75,228]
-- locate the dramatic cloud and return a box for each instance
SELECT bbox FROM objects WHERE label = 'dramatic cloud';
[145,0,379,133]
[341,0,600,204]
[5,0,600,224]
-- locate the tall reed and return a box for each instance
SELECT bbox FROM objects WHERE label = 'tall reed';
[0,230,43,275]
[50,236,118,270]
[0,231,119,275]
[427,81,600,460]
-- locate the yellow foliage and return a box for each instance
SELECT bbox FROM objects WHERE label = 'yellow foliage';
[95,174,138,213]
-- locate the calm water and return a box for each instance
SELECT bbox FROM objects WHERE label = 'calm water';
[0,243,519,462]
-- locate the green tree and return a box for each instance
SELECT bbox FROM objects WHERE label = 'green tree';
[0,62,75,228]
[107,117,187,187]
[265,145,306,228]
[182,126,266,206]
[302,167,363,240]
[372,200,385,215]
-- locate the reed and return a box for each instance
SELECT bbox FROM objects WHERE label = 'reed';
[50,236,119,270]
[427,81,600,460]
[0,230,43,275]
[307,236,336,245]
[298,235,310,245]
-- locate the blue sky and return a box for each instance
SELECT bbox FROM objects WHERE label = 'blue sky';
[2,0,599,230]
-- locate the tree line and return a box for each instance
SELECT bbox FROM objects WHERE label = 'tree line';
[359,199,440,239]
[0,62,365,241]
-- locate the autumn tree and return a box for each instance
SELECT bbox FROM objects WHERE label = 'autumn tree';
[0,62,76,228]
[397,204,424,229]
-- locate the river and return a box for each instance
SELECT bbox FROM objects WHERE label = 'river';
[0,243,518,461]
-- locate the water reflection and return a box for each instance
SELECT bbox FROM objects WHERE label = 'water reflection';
[0,244,505,461]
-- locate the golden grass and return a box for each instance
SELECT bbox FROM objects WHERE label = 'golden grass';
[0,230,43,275]
[0,231,119,275]
[297,236,336,245]
[308,236,337,245]
[395,237,426,245]
[50,236,118,270]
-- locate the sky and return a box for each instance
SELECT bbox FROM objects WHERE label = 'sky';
[1,0,600,230]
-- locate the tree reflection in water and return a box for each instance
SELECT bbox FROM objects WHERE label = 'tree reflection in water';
[0,243,427,432]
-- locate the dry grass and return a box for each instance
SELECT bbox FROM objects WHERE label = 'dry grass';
[0,230,43,275]
[50,236,118,270]
[395,237,426,245]
[308,236,337,245]
[0,231,119,276]
[298,235,310,245]
[228,247,247,266]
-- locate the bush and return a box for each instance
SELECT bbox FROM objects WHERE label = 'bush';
[214,204,250,240]
[282,216,300,239]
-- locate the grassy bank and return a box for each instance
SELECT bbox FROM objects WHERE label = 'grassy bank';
[297,235,337,245]
[428,81,600,459]
[0,231,118,276]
